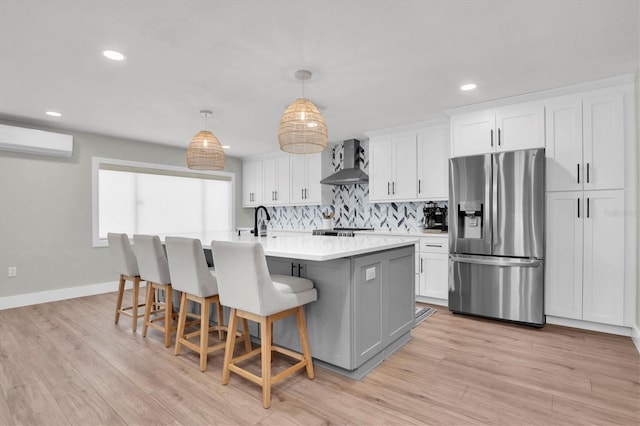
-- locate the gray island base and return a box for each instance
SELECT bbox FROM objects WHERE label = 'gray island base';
[267,245,415,380]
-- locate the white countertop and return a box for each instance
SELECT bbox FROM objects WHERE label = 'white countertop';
[163,232,418,262]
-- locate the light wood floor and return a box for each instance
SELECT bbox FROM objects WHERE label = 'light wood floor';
[1,291,638,425]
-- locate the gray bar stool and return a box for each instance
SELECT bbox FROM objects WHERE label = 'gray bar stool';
[211,240,317,409]
[133,234,175,348]
[165,236,251,372]
[107,233,144,331]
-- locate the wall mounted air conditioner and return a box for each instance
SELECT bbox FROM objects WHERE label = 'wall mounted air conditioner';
[0,124,73,158]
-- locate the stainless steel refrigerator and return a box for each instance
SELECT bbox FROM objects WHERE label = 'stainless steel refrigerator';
[448,148,545,326]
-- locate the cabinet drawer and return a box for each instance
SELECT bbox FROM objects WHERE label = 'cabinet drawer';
[420,237,448,253]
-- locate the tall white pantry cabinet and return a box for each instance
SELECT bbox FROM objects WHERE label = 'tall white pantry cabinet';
[544,83,635,331]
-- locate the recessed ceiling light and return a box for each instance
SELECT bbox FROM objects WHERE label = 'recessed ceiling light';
[103,50,125,61]
[460,83,477,91]
[222,145,231,149]
[46,111,62,117]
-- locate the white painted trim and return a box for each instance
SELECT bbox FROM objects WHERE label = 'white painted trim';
[546,315,632,337]
[444,74,635,116]
[632,324,640,354]
[0,280,145,310]
[364,117,450,138]
[416,295,448,307]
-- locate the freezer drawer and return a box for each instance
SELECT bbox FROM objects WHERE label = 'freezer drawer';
[448,254,545,326]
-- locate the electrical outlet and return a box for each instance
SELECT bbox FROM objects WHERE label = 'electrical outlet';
[365,267,376,281]
[8,267,17,278]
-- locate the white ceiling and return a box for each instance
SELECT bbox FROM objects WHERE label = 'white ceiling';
[1,0,638,158]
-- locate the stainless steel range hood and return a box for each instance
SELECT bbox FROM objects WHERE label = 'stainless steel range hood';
[320,139,369,185]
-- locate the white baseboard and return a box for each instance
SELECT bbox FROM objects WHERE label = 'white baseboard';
[546,315,632,337]
[416,295,448,307]
[0,281,145,310]
[632,324,640,354]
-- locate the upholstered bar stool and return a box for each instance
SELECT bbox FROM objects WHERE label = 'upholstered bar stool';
[165,236,251,372]
[211,240,317,409]
[133,234,176,347]
[107,232,144,332]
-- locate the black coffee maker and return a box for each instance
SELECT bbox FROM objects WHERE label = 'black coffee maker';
[423,201,448,231]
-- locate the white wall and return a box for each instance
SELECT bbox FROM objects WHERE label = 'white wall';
[0,119,253,299]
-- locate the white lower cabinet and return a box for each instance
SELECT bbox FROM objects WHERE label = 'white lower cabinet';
[545,190,625,326]
[416,235,448,305]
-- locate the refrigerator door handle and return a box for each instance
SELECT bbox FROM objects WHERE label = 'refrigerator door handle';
[492,154,499,249]
[450,254,541,268]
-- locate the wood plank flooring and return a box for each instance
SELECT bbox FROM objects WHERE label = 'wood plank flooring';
[1,291,638,425]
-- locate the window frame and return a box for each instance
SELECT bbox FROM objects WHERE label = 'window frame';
[91,156,236,247]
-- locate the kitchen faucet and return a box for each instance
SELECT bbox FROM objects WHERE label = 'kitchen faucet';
[253,205,270,237]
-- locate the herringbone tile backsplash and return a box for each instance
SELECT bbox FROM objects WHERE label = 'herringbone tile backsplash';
[267,140,447,232]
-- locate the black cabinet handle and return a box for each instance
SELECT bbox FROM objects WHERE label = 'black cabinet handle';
[587,197,590,218]
[387,182,390,195]
[577,198,580,218]
[392,181,395,194]
[418,179,421,194]
[297,264,304,277]
[587,163,590,183]
[577,164,580,184]
[420,258,423,273]
[498,128,501,146]
[291,262,296,276]
[490,129,494,147]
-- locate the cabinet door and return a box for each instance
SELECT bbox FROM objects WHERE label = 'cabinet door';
[417,125,449,200]
[369,138,393,201]
[545,97,583,192]
[451,111,495,157]
[305,153,323,204]
[274,156,290,205]
[545,191,583,319]
[419,252,448,300]
[391,135,417,200]
[582,190,624,325]
[495,103,545,152]
[290,155,306,204]
[583,93,624,190]
[262,159,277,205]
[242,161,262,207]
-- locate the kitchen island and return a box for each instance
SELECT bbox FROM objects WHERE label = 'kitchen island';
[168,232,417,379]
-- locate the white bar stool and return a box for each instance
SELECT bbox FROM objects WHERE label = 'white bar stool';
[107,233,144,332]
[211,240,317,409]
[133,234,175,348]
[165,236,251,372]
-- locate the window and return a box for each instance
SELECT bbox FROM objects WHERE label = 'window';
[92,157,235,246]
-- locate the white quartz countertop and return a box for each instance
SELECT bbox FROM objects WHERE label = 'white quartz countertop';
[162,232,418,262]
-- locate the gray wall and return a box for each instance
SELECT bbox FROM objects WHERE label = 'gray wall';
[0,119,252,298]
[636,69,640,331]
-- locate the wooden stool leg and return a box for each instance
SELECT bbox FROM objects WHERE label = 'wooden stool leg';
[261,317,272,409]
[142,283,154,337]
[199,298,210,372]
[174,292,188,356]
[131,277,140,332]
[216,300,225,341]
[115,274,125,324]
[296,306,315,379]
[242,318,252,353]
[222,308,238,385]
[164,284,173,348]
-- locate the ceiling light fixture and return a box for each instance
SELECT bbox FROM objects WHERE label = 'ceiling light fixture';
[103,50,125,61]
[278,69,328,154]
[460,83,477,91]
[46,111,62,117]
[186,110,225,171]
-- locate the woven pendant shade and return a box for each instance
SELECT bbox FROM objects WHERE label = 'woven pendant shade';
[187,130,225,170]
[278,97,328,154]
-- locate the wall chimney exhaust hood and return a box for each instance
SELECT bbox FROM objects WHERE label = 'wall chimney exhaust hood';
[320,139,369,185]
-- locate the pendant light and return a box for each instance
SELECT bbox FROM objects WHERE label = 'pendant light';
[187,110,225,170]
[278,69,328,154]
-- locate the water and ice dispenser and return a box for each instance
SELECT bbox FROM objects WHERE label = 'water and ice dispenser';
[457,201,483,239]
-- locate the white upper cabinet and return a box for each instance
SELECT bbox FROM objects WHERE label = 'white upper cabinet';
[262,157,290,205]
[451,102,545,157]
[582,92,624,190]
[290,152,331,205]
[242,161,262,207]
[369,134,417,202]
[545,91,624,192]
[417,124,449,200]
